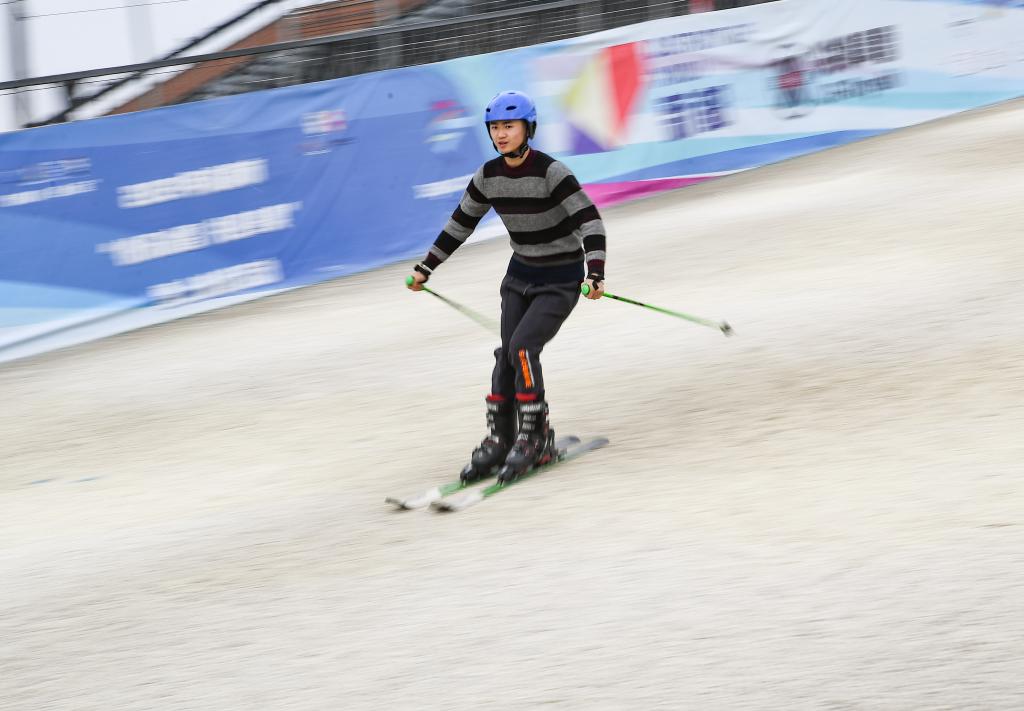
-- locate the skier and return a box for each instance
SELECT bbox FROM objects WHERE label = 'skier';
[407,89,607,484]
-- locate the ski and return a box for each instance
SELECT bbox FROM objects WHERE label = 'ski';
[430,436,609,513]
[386,435,581,510]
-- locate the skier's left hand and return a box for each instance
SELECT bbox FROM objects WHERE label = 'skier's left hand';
[583,276,604,300]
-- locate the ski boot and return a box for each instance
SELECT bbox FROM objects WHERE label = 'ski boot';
[496,399,556,485]
[460,397,517,484]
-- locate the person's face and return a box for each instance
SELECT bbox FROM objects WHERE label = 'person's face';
[488,120,527,152]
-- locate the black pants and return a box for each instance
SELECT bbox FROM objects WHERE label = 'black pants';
[491,274,580,401]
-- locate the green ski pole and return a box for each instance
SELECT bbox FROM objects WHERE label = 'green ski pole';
[406,276,499,334]
[581,283,733,336]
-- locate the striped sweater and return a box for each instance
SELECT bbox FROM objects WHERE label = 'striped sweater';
[421,150,606,283]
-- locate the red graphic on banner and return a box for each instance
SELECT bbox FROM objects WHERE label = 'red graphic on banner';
[564,42,646,154]
[609,43,643,142]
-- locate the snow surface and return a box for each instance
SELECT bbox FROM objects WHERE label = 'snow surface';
[2,99,1023,710]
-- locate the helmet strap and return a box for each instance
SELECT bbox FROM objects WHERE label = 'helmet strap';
[500,141,530,159]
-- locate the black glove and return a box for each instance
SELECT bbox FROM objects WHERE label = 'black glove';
[413,263,432,282]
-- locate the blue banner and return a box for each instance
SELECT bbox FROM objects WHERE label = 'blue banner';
[1,69,489,351]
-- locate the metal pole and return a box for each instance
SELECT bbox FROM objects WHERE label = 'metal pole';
[125,0,156,62]
[6,0,31,127]
[124,0,158,108]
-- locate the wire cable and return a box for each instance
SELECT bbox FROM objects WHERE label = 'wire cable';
[22,0,191,20]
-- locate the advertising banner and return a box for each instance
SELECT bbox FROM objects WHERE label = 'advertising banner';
[2,0,1023,361]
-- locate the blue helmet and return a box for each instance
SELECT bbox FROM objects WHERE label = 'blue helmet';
[484,90,537,139]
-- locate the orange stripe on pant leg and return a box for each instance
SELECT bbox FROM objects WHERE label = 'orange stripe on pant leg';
[518,349,533,389]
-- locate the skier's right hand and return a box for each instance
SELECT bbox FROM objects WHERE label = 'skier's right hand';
[407,270,428,291]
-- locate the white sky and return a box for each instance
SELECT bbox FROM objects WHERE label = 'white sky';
[1,0,314,133]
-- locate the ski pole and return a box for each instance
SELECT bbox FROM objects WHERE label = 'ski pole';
[406,276,499,334]
[581,284,733,336]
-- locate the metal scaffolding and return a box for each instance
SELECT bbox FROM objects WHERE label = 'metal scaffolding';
[1,0,778,128]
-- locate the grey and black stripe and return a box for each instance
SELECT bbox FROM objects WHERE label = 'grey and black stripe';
[421,150,606,283]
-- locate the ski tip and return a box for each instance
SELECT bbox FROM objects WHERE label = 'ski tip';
[563,436,610,454]
[386,499,418,511]
[387,487,443,510]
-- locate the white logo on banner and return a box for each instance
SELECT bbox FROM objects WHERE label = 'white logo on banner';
[0,158,91,187]
[97,202,301,266]
[413,174,473,199]
[300,110,352,155]
[302,110,348,135]
[148,260,284,306]
[117,159,269,209]
[0,180,99,208]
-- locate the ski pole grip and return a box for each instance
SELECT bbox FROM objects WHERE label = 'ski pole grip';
[405,275,414,286]
[581,284,591,296]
